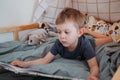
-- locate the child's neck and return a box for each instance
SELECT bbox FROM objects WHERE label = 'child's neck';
[67,39,78,52]
[67,47,76,52]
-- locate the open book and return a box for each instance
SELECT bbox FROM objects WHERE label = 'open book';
[0,62,84,80]
[0,62,46,75]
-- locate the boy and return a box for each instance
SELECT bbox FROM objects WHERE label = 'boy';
[11,7,99,80]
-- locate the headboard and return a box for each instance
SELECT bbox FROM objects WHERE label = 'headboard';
[0,23,39,41]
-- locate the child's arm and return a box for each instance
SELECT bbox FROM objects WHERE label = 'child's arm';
[87,57,99,80]
[82,27,108,38]
[10,52,55,68]
[81,28,113,46]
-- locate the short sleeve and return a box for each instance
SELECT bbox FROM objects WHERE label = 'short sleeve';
[85,35,96,49]
[50,39,61,56]
[83,37,96,60]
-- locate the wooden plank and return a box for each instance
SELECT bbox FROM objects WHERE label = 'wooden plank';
[0,23,39,40]
[17,23,39,31]
[112,66,120,80]
[14,31,19,40]
[0,27,17,33]
[0,23,39,33]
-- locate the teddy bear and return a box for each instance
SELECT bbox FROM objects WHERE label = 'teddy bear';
[21,22,58,45]
[21,29,48,45]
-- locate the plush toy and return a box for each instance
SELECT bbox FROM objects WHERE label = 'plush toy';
[21,22,58,45]
[21,29,48,45]
[40,22,58,37]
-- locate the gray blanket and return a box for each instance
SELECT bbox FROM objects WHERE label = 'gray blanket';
[0,37,89,80]
[0,37,120,80]
[96,42,120,80]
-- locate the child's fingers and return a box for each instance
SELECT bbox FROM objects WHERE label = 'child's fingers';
[11,61,20,65]
[89,76,99,80]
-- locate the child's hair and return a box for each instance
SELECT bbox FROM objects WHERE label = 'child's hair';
[55,7,86,29]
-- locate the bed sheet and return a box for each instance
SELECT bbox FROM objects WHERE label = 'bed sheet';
[0,37,120,80]
[0,37,89,80]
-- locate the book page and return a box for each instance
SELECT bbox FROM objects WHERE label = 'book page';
[0,62,26,73]
[0,62,45,74]
[0,62,85,80]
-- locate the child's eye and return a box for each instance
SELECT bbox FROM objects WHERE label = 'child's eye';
[65,31,69,34]
[58,31,61,34]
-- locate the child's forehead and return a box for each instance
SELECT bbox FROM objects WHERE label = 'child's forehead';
[57,22,71,27]
[56,21,75,27]
[56,23,78,31]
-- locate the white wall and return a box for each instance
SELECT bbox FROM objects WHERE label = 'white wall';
[0,0,38,43]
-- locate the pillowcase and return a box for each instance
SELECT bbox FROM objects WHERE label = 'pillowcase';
[85,16,120,43]
[108,21,120,43]
[72,0,120,23]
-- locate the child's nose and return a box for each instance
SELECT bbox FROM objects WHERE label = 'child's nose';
[60,32,65,39]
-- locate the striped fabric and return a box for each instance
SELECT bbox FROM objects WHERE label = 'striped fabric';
[33,0,48,23]
[33,0,120,24]
[35,0,72,24]
[72,0,120,22]
[33,0,72,24]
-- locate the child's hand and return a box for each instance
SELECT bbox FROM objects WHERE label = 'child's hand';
[87,75,99,80]
[10,60,28,68]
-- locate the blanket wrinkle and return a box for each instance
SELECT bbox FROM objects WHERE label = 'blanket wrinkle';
[109,50,120,75]
[0,39,120,80]
[0,41,39,55]
[96,42,120,80]
[53,69,70,77]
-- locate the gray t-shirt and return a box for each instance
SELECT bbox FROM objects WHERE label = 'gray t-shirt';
[50,35,96,60]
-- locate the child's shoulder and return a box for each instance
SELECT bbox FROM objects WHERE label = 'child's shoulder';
[79,35,93,41]
[80,35,95,48]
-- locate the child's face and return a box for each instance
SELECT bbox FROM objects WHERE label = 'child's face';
[56,21,82,48]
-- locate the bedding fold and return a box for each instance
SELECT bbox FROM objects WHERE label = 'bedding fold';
[0,37,120,80]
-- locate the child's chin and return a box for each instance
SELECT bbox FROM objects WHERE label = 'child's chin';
[62,43,69,47]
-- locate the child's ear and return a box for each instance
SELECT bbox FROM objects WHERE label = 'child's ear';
[78,28,84,37]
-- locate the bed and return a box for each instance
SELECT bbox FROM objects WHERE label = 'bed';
[1,0,120,80]
[0,23,120,80]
